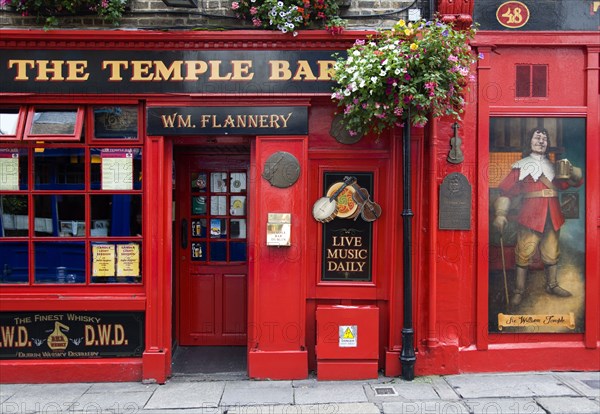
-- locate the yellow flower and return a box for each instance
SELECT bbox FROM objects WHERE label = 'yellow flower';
[410,43,418,50]
[398,19,406,27]
[404,29,412,36]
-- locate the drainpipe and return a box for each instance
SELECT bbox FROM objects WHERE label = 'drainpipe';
[400,109,416,380]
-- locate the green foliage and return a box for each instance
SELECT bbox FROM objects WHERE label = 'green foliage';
[3,0,126,27]
[231,0,342,35]
[332,19,480,136]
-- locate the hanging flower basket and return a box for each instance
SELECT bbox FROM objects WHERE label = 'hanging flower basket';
[331,19,481,137]
[231,0,343,36]
[2,0,126,28]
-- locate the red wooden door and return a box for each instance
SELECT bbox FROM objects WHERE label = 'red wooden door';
[175,152,249,346]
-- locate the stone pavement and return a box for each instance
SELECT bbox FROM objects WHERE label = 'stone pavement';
[0,371,598,414]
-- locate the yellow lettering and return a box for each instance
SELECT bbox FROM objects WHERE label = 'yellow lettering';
[269,60,292,80]
[131,61,153,81]
[8,60,35,81]
[209,61,232,81]
[102,61,129,81]
[65,61,89,81]
[293,60,316,81]
[36,60,64,81]
[317,60,336,80]
[184,61,208,80]
[153,60,183,81]
[231,60,254,80]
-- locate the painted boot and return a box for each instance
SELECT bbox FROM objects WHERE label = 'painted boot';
[511,266,527,307]
[545,264,572,297]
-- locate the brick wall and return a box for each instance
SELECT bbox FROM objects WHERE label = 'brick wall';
[1,0,427,30]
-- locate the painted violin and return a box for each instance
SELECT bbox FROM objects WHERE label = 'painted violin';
[350,182,381,222]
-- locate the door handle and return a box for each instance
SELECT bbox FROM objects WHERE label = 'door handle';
[181,219,188,249]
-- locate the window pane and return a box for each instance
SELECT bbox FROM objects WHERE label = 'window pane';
[91,242,142,284]
[34,241,85,283]
[230,196,246,216]
[210,218,227,238]
[532,65,548,98]
[211,196,227,215]
[0,110,20,136]
[91,148,142,190]
[191,242,206,261]
[90,194,142,237]
[515,65,531,98]
[30,110,77,135]
[34,148,85,190]
[230,172,246,193]
[0,241,28,283]
[1,195,28,237]
[209,242,226,261]
[0,148,28,190]
[34,195,84,237]
[93,106,138,139]
[230,242,247,262]
[191,172,207,192]
[230,219,246,239]
[211,172,228,192]
[191,219,207,238]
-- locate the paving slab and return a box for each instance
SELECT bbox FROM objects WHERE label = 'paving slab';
[0,383,91,413]
[85,381,159,394]
[70,391,154,412]
[464,398,545,414]
[536,396,600,414]
[0,384,26,404]
[293,381,368,405]
[144,381,225,409]
[445,373,579,399]
[382,400,469,414]
[220,380,293,406]
[227,402,380,414]
[431,376,461,400]
[554,372,600,398]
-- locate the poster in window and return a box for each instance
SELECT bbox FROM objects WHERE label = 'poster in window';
[101,149,133,190]
[117,244,140,277]
[92,244,116,277]
[0,149,19,191]
[488,117,585,333]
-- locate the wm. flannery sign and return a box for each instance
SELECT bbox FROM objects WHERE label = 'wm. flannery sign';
[1,50,342,95]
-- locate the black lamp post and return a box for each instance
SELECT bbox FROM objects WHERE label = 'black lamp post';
[400,108,416,380]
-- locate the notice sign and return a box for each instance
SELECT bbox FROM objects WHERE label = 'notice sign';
[101,149,133,190]
[0,311,144,359]
[339,325,357,348]
[92,244,115,277]
[117,244,140,277]
[0,149,19,191]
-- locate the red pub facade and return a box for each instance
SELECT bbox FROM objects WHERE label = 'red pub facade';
[0,0,598,383]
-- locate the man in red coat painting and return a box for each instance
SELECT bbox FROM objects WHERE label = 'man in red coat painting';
[493,127,583,307]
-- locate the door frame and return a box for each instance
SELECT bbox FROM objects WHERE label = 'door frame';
[172,138,252,348]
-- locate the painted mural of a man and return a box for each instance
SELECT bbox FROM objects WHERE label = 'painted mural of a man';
[492,127,583,307]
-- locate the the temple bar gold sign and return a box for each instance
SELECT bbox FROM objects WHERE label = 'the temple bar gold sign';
[498,313,575,330]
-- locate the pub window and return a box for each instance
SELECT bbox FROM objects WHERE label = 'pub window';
[0,107,26,141]
[0,104,143,286]
[23,107,84,141]
[516,64,548,98]
[92,106,140,141]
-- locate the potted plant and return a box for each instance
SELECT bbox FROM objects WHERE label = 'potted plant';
[2,0,126,28]
[331,18,480,136]
[231,0,344,36]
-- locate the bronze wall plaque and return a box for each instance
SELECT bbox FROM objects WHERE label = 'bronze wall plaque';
[262,151,300,188]
[439,172,471,230]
